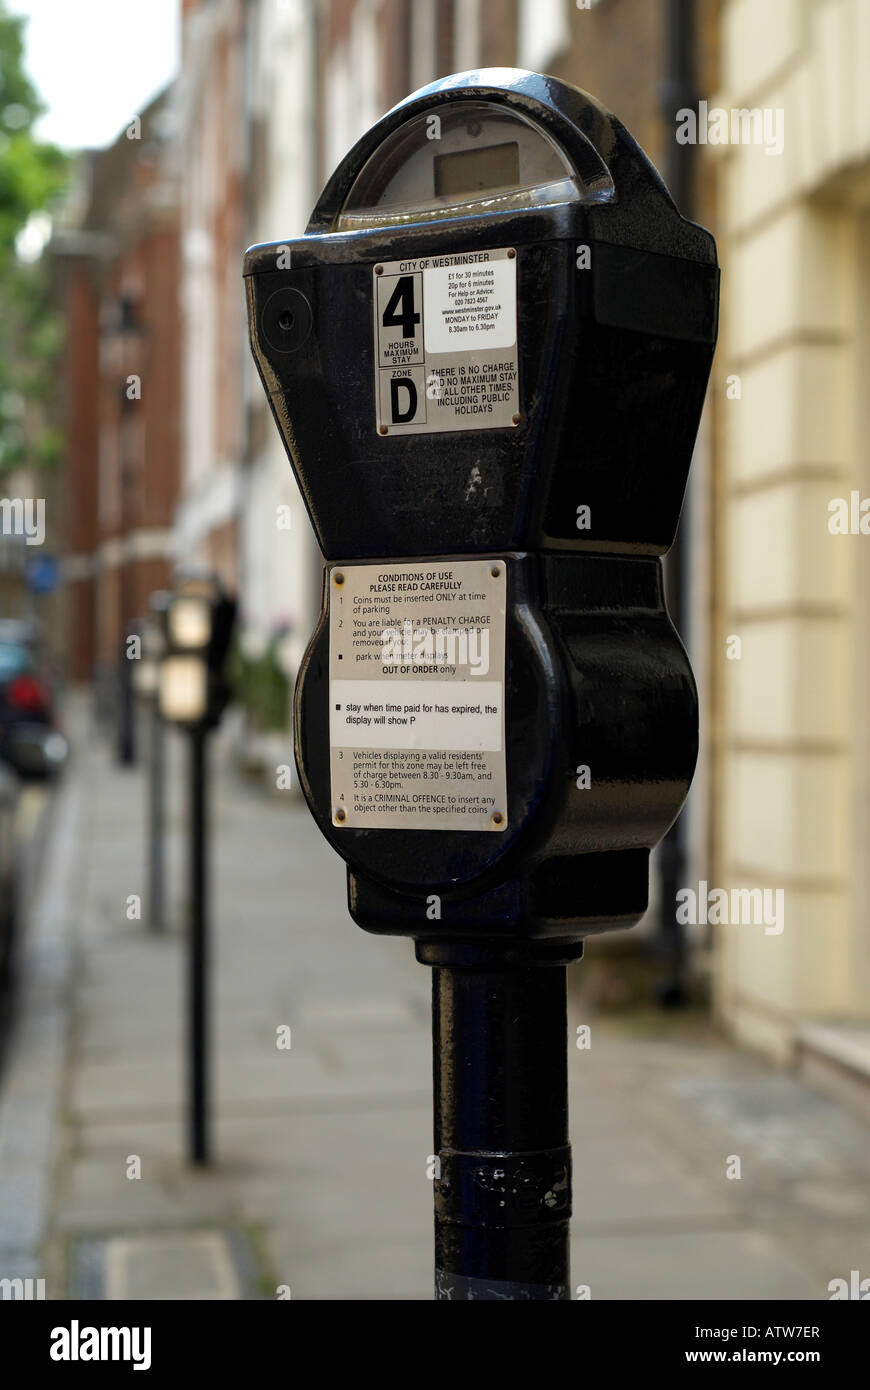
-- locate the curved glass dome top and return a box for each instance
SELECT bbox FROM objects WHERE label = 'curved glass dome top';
[336,100,613,230]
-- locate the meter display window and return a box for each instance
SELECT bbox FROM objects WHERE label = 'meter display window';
[434,142,519,197]
[337,101,594,229]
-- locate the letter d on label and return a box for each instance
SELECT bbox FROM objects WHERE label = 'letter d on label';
[391,376,418,423]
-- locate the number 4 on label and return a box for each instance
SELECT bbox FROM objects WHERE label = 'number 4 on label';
[382,276,420,339]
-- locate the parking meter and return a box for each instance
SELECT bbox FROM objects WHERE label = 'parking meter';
[132,609,166,702]
[158,574,235,732]
[158,571,235,1165]
[245,68,718,1300]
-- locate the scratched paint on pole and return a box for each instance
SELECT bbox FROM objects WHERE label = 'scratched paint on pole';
[328,559,508,830]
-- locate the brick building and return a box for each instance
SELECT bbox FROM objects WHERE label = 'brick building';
[174,0,247,589]
[53,91,181,682]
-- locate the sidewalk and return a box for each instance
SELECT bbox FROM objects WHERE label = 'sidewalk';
[2,695,869,1300]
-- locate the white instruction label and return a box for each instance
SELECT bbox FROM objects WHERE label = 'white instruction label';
[423,256,517,353]
[328,559,508,831]
[374,248,519,435]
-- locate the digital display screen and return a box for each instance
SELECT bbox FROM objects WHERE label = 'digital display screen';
[433,141,520,198]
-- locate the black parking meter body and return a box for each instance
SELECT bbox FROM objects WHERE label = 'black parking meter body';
[158,576,236,735]
[245,69,718,1298]
[157,574,236,1166]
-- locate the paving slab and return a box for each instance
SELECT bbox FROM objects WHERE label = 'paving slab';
[57,1157,241,1234]
[266,1231,431,1301]
[104,1231,241,1300]
[569,1229,822,1301]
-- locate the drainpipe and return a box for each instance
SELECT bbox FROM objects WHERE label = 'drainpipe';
[657,0,697,1007]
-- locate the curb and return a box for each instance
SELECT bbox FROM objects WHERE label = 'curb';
[0,768,84,1292]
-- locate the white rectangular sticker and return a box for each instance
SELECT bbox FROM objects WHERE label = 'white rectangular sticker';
[423,256,517,353]
[374,248,519,435]
[329,559,508,831]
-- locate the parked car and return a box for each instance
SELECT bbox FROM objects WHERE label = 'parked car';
[0,620,68,780]
[0,758,19,985]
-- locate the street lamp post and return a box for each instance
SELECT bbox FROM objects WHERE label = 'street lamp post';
[109,293,147,767]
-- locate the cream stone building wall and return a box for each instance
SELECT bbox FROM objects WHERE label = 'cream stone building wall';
[715,0,870,1062]
[242,0,318,676]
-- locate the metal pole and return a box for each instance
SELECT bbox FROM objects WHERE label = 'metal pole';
[118,645,136,765]
[148,700,165,931]
[656,0,698,1008]
[189,726,209,1165]
[431,963,571,1300]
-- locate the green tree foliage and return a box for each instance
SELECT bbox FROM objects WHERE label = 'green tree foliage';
[228,630,292,733]
[0,3,68,476]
